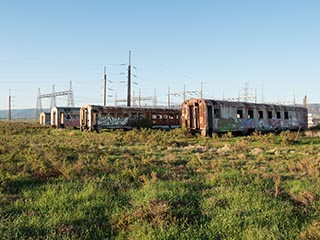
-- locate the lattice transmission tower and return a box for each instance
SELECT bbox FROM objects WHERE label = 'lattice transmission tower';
[35,81,75,118]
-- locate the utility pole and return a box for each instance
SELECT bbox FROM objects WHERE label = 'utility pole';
[200,82,203,99]
[303,94,307,108]
[153,88,157,107]
[8,89,12,121]
[139,88,141,107]
[67,81,75,107]
[127,50,131,107]
[103,66,107,107]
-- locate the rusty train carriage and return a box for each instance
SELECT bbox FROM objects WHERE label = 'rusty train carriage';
[80,105,181,131]
[51,107,80,128]
[182,98,308,136]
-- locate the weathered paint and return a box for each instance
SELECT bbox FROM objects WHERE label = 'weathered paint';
[51,107,80,128]
[182,98,308,136]
[39,112,50,125]
[99,114,129,127]
[80,105,181,131]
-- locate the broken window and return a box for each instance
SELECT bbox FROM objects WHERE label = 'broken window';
[214,109,220,118]
[285,112,289,120]
[248,110,254,119]
[237,109,243,119]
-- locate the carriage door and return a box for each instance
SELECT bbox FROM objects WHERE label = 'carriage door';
[194,103,200,130]
[52,111,56,126]
[40,115,45,125]
[60,112,64,128]
[80,108,88,131]
[92,110,98,131]
[207,106,213,136]
[189,105,194,128]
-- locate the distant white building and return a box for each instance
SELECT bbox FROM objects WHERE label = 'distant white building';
[308,113,314,128]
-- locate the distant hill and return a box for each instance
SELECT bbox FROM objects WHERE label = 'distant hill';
[0,109,49,120]
[308,104,320,117]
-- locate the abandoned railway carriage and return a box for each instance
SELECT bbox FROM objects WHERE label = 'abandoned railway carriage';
[182,98,308,136]
[51,107,80,128]
[80,105,181,131]
[39,112,51,125]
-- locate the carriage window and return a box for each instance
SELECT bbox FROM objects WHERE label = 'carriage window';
[248,110,254,119]
[237,109,243,119]
[139,113,144,119]
[157,114,162,119]
[276,111,281,119]
[268,111,273,119]
[152,114,157,120]
[132,113,137,119]
[169,114,174,120]
[163,114,168,119]
[258,111,264,119]
[214,109,220,118]
[176,114,179,119]
[285,112,289,120]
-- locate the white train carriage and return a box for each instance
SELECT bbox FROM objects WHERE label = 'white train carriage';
[51,107,80,128]
[39,112,51,125]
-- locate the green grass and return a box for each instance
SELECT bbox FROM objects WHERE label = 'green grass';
[0,121,320,239]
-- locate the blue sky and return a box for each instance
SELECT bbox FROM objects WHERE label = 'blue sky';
[1,0,320,110]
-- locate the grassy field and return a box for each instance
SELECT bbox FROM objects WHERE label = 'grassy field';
[0,121,320,239]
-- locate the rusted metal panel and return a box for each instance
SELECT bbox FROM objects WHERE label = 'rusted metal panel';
[182,98,308,136]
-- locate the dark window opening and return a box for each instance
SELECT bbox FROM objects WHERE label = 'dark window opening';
[258,111,264,119]
[268,111,273,119]
[214,109,220,118]
[285,112,289,120]
[276,111,281,119]
[237,109,243,119]
[248,110,254,119]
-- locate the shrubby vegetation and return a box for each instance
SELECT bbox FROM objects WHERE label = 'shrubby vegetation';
[0,121,320,239]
